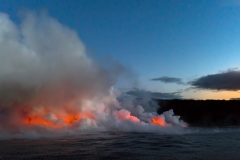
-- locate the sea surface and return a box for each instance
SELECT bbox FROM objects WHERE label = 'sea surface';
[1,128,240,160]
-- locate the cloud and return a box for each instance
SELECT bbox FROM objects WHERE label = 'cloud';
[126,89,182,99]
[151,76,184,85]
[189,70,240,91]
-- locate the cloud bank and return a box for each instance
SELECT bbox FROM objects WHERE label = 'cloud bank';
[127,89,182,99]
[151,76,184,85]
[189,70,240,91]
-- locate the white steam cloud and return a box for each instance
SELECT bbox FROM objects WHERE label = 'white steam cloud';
[0,11,187,139]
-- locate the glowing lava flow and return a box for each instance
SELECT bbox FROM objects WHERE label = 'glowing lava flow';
[22,106,96,129]
[114,109,140,123]
[24,115,58,128]
[22,107,169,128]
[151,116,166,126]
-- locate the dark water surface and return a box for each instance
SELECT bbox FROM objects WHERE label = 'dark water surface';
[1,128,240,160]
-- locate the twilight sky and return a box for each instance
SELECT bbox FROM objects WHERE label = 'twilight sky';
[1,0,240,99]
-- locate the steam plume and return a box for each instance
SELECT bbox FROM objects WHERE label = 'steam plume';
[0,11,186,139]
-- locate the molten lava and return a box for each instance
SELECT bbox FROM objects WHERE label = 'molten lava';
[21,104,96,129]
[151,116,166,126]
[63,115,80,125]
[24,115,58,128]
[114,109,140,123]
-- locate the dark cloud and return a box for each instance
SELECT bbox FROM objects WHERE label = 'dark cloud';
[126,89,182,99]
[151,76,184,84]
[189,70,240,91]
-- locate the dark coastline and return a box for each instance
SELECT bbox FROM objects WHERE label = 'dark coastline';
[156,99,240,127]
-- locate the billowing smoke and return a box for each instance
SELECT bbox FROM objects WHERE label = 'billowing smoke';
[0,11,187,139]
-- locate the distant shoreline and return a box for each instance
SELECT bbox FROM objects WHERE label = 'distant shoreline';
[155,99,240,127]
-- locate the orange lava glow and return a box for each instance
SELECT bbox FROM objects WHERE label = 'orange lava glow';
[114,109,140,123]
[24,115,58,128]
[151,116,166,126]
[127,115,140,123]
[22,106,96,128]
[63,115,80,125]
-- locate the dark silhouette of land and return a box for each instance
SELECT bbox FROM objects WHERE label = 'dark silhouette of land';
[155,99,240,127]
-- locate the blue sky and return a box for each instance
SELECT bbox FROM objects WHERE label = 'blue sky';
[1,0,240,99]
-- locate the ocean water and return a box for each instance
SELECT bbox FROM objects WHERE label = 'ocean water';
[1,128,240,160]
